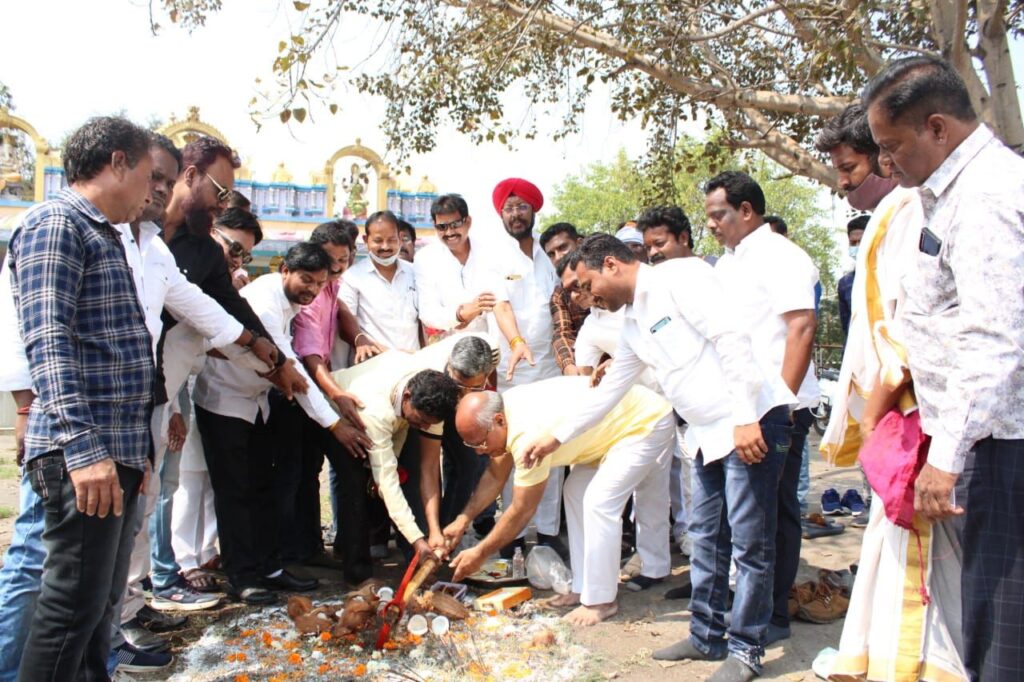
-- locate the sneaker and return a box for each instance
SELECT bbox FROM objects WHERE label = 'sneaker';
[135,604,186,632]
[112,671,138,681]
[121,618,171,653]
[821,488,844,515]
[111,642,172,672]
[851,513,869,528]
[151,579,221,612]
[841,489,866,516]
[797,582,850,624]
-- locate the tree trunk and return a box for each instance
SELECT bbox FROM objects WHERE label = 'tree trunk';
[976,0,1024,151]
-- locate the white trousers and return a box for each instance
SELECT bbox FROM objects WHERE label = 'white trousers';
[502,464,564,537]
[171,410,219,571]
[564,412,675,605]
[670,424,693,539]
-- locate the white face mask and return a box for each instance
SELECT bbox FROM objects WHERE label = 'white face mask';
[848,245,860,260]
[368,251,399,267]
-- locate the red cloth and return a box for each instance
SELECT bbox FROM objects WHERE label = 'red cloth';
[492,178,544,214]
[859,409,930,529]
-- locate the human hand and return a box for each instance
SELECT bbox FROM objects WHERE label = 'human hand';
[266,359,309,400]
[14,413,28,467]
[331,421,372,459]
[413,537,442,561]
[734,422,768,464]
[562,364,581,377]
[168,412,187,452]
[442,517,470,553]
[428,531,449,559]
[331,390,366,431]
[353,335,384,364]
[249,336,278,373]
[140,460,152,496]
[505,340,535,381]
[232,269,250,290]
[68,458,123,518]
[914,463,964,521]
[590,358,613,387]
[450,545,485,582]
[521,435,560,469]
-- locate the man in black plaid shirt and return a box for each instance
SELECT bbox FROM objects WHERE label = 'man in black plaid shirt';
[8,116,157,681]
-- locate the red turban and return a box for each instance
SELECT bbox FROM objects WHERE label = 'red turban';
[492,178,544,214]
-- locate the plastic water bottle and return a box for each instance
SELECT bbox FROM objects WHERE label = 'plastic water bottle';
[512,547,526,579]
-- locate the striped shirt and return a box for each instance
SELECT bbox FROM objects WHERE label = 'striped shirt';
[8,189,154,472]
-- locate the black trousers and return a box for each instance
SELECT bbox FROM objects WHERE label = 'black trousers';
[269,393,325,564]
[325,425,374,584]
[439,418,493,527]
[195,406,280,589]
[771,407,812,629]
[961,438,1024,682]
[19,454,142,682]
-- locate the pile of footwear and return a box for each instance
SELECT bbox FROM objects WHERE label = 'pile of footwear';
[788,568,853,624]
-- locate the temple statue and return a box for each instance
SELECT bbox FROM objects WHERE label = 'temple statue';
[344,163,369,219]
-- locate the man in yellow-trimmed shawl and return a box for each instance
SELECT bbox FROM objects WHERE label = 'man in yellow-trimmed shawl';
[816,101,966,682]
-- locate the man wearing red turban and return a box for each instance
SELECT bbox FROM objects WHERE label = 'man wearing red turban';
[489,177,568,561]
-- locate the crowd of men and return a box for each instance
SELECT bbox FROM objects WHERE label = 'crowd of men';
[0,53,1020,682]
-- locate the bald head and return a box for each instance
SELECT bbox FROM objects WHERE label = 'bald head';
[455,391,507,456]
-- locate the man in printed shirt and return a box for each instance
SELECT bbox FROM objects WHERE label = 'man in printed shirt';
[540,222,590,376]
[7,116,155,681]
[446,377,674,627]
[865,56,1024,682]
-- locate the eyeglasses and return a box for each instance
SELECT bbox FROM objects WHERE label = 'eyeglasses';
[434,217,467,233]
[214,228,253,265]
[206,173,232,203]
[462,422,493,449]
[501,203,532,216]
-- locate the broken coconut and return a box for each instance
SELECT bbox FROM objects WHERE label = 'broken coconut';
[415,590,469,620]
[287,595,314,620]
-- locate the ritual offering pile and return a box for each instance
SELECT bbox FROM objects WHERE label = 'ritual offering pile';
[169,554,592,681]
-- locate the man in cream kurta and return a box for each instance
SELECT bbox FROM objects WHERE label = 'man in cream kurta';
[446,377,675,626]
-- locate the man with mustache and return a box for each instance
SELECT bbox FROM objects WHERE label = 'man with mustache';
[192,242,354,605]
[539,222,590,377]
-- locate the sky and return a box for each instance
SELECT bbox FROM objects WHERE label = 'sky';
[3,0,1023,247]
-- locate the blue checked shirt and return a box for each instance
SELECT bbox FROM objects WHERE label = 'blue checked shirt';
[8,189,155,472]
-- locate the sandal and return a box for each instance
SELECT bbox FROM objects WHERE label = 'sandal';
[802,513,845,539]
[182,568,220,593]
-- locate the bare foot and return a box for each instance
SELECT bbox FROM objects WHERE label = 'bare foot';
[545,592,581,608]
[563,601,618,626]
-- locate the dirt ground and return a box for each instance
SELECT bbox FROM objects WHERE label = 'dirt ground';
[0,431,865,681]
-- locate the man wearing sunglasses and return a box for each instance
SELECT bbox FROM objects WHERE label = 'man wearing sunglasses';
[210,208,260,290]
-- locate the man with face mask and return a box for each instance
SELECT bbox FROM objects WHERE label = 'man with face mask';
[836,215,868,339]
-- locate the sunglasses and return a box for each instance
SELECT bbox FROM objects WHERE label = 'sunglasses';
[214,228,253,265]
[434,217,467,233]
[205,173,232,203]
[462,422,494,450]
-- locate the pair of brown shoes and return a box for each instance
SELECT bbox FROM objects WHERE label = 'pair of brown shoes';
[788,569,851,623]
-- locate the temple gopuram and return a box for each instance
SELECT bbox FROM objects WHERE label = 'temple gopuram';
[0,106,440,272]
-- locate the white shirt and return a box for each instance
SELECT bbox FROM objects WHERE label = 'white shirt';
[553,259,787,463]
[490,235,561,388]
[575,306,658,391]
[193,273,337,428]
[338,258,420,352]
[715,224,820,410]
[0,253,31,391]
[902,125,1024,473]
[117,222,242,361]
[414,237,507,332]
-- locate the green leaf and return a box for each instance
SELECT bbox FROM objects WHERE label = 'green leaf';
[329,103,339,114]
[293,1,310,10]
[293,107,307,123]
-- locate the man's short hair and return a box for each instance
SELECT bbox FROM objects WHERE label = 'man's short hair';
[364,210,400,238]
[215,207,263,245]
[862,56,976,126]
[430,194,469,221]
[814,103,879,156]
[636,206,693,248]
[449,336,497,379]
[150,133,182,172]
[575,232,637,270]
[282,241,332,273]
[226,190,251,211]
[555,249,582,277]
[705,171,767,216]
[397,219,416,244]
[407,369,461,422]
[63,116,153,184]
[539,222,580,250]
[311,220,357,252]
[473,390,505,429]
[847,215,870,234]
[765,215,788,236]
[180,136,241,175]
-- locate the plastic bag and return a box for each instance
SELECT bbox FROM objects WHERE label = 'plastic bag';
[525,546,572,594]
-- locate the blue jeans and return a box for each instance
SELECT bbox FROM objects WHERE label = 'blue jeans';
[797,440,810,514]
[0,475,45,682]
[687,409,791,673]
[152,390,188,589]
